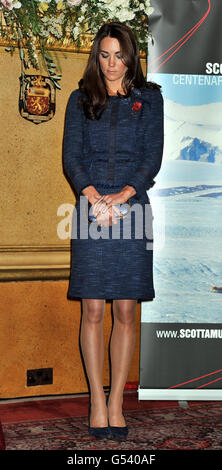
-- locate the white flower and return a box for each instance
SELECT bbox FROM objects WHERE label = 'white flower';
[102,1,135,21]
[144,6,154,15]
[72,25,80,39]
[1,0,21,9]
[103,0,133,17]
[144,0,154,15]
[67,0,82,6]
[53,12,65,23]
[80,4,87,13]
[117,8,135,22]
[106,0,126,8]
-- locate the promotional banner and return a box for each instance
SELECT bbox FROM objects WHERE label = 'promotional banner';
[139,0,222,399]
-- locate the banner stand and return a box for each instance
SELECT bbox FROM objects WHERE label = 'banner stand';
[139,0,222,401]
[138,387,222,401]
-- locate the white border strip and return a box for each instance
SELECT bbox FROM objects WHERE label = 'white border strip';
[138,387,222,401]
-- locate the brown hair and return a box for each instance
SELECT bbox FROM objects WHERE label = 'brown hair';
[77,21,161,120]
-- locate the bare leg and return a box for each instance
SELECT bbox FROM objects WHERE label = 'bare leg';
[108,299,137,426]
[80,298,107,427]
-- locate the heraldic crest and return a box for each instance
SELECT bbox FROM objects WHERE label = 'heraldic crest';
[19,74,56,125]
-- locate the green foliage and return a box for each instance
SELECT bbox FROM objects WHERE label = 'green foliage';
[0,1,154,89]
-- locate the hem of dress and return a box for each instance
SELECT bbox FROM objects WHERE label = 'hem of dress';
[67,292,155,301]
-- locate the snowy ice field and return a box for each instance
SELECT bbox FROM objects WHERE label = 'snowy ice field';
[141,91,222,323]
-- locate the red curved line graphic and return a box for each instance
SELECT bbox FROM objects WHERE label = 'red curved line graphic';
[196,376,222,389]
[150,18,204,67]
[168,368,222,389]
[150,1,210,65]
[149,0,211,73]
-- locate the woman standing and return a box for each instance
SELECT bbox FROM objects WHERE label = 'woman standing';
[63,21,164,439]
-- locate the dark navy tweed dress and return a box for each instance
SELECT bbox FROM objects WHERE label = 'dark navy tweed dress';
[63,86,164,300]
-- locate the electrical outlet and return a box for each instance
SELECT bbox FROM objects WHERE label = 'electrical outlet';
[27,368,53,387]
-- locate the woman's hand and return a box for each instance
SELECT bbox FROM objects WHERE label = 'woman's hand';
[91,195,121,226]
[96,185,136,209]
[95,204,120,227]
[93,189,129,212]
[88,186,136,227]
[92,194,123,225]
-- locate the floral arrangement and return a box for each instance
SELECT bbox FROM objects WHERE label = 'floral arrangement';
[0,0,154,89]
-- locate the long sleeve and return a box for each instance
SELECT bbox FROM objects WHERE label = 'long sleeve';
[127,88,164,197]
[63,89,93,196]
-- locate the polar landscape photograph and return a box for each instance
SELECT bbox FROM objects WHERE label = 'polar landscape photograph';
[142,73,222,323]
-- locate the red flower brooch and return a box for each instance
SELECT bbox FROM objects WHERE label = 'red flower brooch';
[132,101,142,113]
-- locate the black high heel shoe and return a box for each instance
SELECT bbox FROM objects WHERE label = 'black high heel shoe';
[107,397,129,439]
[88,403,110,439]
[108,420,128,439]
